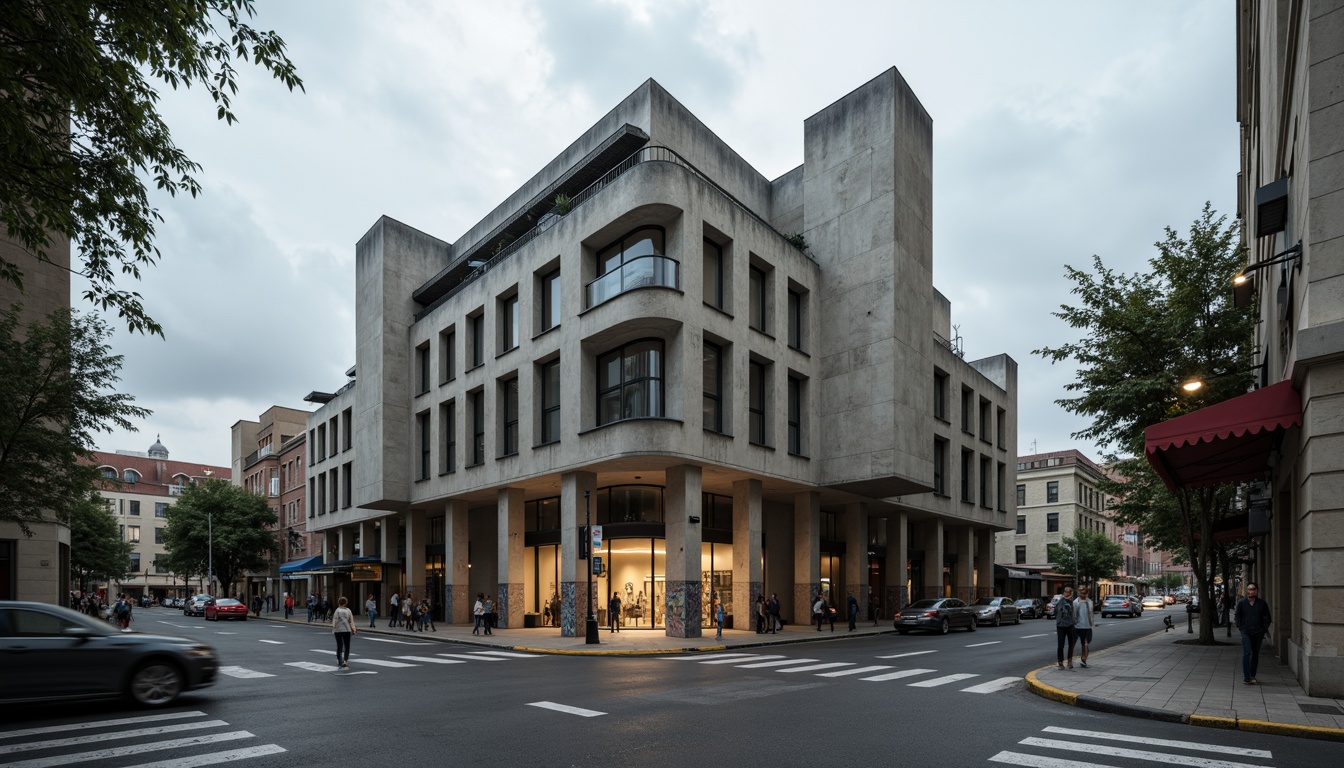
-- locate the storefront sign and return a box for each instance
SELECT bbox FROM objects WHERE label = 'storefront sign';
[591,525,603,552]
[351,564,383,582]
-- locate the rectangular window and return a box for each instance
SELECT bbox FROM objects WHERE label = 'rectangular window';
[127,525,140,543]
[470,391,485,465]
[703,341,722,433]
[596,340,665,426]
[440,401,456,473]
[1015,546,1026,565]
[128,500,140,516]
[1047,481,1059,503]
[329,471,337,512]
[343,407,353,451]
[441,329,456,382]
[308,477,315,517]
[342,462,352,507]
[1047,512,1059,533]
[996,406,1007,448]
[1017,484,1026,506]
[417,411,431,480]
[416,343,430,394]
[154,503,168,518]
[787,376,803,455]
[961,449,974,502]
[501,376,519,456]
[961,388,974,433]
[1016,516,1026,535]
[934,372,947,420]
[703,238,723,309]
[129,552,140,572]
[787,289,803,350]
[154,527,164,545]
[501,293,519,352]
[979,398,991,441]
[997,462,1007,512]
[470,313,485,368]
[541,360,561,444]
[933,439,947,495]
[749,265,767,331]
[979,455,991,507]
[541,270,561,332]
[748,360,767,445]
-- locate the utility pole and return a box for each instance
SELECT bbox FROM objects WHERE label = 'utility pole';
[584,490,599,645]
[208,511,214,597]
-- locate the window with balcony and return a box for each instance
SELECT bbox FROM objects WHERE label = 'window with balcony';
[596,339,665,426]
[541,269,561,332]
[500,376,519,456]
[587,227,676,308]
[703,238,723,309]
[748,360,768,445]
[540,360,561,444]
[703,340,723,433]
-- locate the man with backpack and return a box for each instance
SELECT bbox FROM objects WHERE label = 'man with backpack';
[1054,587,1077,669]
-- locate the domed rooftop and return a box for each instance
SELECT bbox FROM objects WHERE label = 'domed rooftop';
[148,434,169,459]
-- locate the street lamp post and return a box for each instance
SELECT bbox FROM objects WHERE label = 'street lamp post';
[584,490,599,645]
[207,511,214,597]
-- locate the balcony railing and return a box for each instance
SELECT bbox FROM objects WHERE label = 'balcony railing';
[585,254,679,309]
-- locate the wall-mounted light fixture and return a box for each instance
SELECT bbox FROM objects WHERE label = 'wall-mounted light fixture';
[1232,241,1302,308]
[688,515,701,524]
[1180,357,1268,393]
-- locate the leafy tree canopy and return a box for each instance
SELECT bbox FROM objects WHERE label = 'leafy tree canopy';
[0,1,303,335]
[1035,204,1254,642]
[0,304,149,536]
[1046,528,1123,587]
[68,490,133,592]
[160,477,278,596]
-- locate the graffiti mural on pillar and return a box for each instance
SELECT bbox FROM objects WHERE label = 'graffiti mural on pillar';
[664,580,702,638]
[560,581,577,637]
[496,583,523,628]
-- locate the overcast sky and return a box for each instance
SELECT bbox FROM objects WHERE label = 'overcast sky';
[80,0,1238,470]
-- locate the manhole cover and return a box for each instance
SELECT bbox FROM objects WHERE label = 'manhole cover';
[1299,704,1344,716]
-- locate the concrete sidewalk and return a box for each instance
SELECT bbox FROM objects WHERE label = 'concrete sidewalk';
[1026,626,1344,742]
[262,611,895,654]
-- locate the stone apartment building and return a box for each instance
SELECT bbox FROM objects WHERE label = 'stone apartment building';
[306,69,1018,637]
[230,406,312,605]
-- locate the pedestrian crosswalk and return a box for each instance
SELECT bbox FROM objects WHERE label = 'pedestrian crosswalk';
[217,649,542,679]
[988,726,1275,767]
[660,652,1020,694]
[0,710,285,767]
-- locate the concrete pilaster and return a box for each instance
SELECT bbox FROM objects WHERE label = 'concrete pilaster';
[560,470,596,637]
[445,499,470,624]
[403,509,426,607]
[497,487,525,628]
[732,479,762,633]
[886,512,909,613]
[793,491,820,622]
[957,526,975,602]
[336,527,354,560]
[357,521,376,559]
[922,518,944,600]
[976,527,994,599]
[665,465,704,638]
[845,502,868,616]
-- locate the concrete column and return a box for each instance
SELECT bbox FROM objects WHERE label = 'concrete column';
[497,487,525,628]
[403,509,426,608]
[793,491,820,623]
[665,465,704,638]
[922,518,944,600]
[336,527,354,560]
[380,516,397,566]
[976,528,994,599]
[560,470,597,637]
[845,502,868,621]
[886,512,909,612]
[959,526,975,602]
[732,479,762,634]
[445,499,470,624]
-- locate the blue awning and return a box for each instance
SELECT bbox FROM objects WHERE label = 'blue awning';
[279,556,323,574]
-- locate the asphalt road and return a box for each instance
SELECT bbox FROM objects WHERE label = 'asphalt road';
[2,607,1341,767]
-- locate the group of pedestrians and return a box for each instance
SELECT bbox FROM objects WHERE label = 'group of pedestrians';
[385,591,437,631]
[754,594,783,633]
[472,593,496,635]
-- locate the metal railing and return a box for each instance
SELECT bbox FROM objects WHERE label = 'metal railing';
[584,254,679,308]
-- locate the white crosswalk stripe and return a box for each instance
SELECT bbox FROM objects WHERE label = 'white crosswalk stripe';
[286,661,341,672]
[218,666,276,679]
[661,653,1018,694]
[960,676,1019,694]
[436,653,506,662]
[989,726,1276,768]
[815,665,891,677]
[470,651,540,658]
[350,658,419,668]
[0,711,286,768]
[393,655,466,664]
[776,662,855,673]
[734,658,819,669]
[860,668,936,681]
[701,655,787,665]
[908,673,979,687]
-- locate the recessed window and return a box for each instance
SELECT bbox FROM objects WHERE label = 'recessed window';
[588,227,675,308]
[1016,484,1026,506]
[979,398,991,442]
[416,343,431,394]
[934,372,948,420]
[440,401,456,473]
[980,455,992,507]
[125,469,140,484]
[960,449,974,502]
[128,500,140,516]
[1047,512,1059,533]
[933,439,947,495]
[541,269,561,332]
[127,525,140,543]
[1047,481,1059,503]
[470,313,485,368]
[540,360,561,444]
[416,412,431,480]
[996,406,1007,448]
[748,360,768,445]
[749,265,768,332]
[1016,516,1026,535]
[997,462,1007,512]
[703,340,723,433]
[470,391,485,466]
[703,238,723,309]
[501,376,519,456]
[787,288,805,350]
[342,407,353,451]
[787,375,803,455]
[961,388,974,434]
[440,328,456,383]
[500,293,520,352]
[596,339,665,426]
[342,462,352,507]
[154,503,168,518]
[1015,546,1026,565]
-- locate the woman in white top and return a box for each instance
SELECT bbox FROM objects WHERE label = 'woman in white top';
[331,596,356,669]
[472,593,486,635]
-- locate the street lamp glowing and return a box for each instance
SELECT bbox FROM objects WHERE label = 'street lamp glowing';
[1232,273,1249,286]
[1181,379,1205,393]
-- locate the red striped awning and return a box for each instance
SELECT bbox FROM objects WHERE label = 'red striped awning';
[1144,380,1301,491]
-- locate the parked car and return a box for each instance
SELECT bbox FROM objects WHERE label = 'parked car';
[204,598,248,622]
[895,598,977,635]
[1013,598,1046,619]
[971,597,1021,626]
[1141,595,1167,609]
[1101,595,1143,618]
[183,595,214,617]
[0,600,218,707]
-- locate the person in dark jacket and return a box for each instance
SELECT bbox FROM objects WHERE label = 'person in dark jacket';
[846,590,859,632]
[1234,582,1272,685]
[1054,587,1076,669]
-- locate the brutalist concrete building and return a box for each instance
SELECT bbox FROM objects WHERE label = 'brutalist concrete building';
[306,69,1017,637]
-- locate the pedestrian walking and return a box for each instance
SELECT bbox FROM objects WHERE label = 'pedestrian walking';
[389,591,400,628]
[1234,582,1272,685]
[1054,587,1076,669]
[402,592,417,631]
[306,594,316,623]
[869,592,880,626]
[365,595,378,628]
[769,593,781,633]
[1072,585,1095,668]
[755,594,766,633]
[332,596,355,669]
[473,593,485,635]
[714,595,725,640]
[846,590,859,632]
[284,592,294,619]
[483,596,495,635]
[422,598,436,632]
[813,594,827,631]
[609,592,622,633]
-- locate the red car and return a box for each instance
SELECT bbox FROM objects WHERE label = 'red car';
[204,598,248,621]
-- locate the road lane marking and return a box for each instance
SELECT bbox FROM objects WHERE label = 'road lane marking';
[310,649,357,657]
[1040,727,1272,758]
[361,637,434,645]
[285,661,340,672]
[961,676,1020,694]
[131,744,288,767]
[875,650,936,659]
[3,731,254,768]
[776,662,855,673]
[351,658,419,668]
[965,641,1001,647]
[1020,634,1049,639]
[734,658,818,669]
[0,712,208,741]
[394,655,466,664]
[989,751,1100,767]
[470,651,540,658]
[258,639,285,645]
[156,621,193,629]
[215,632,238,635]
[526,701,606,718]
[659,653,756,661]
[701,655,786,665]
[0,721,229,754]
[437,653,505,661]
[218,666,275,679]
[815,665,892,677]
[859,668,936,682]
[1019,737,1267,768]
[908,673,979,687]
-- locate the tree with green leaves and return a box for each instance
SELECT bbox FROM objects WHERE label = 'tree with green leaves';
[0,305,150,536]
[67,490,133,593]
[160,478,278,597]
[1036,204,1254,643]
[1151,571,1187,594]
[0,1,303,335]
[1046,529,1123,589]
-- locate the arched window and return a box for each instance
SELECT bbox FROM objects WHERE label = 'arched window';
[100,466,116,480]
[596,339,665,426]
[124,469,140,484]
